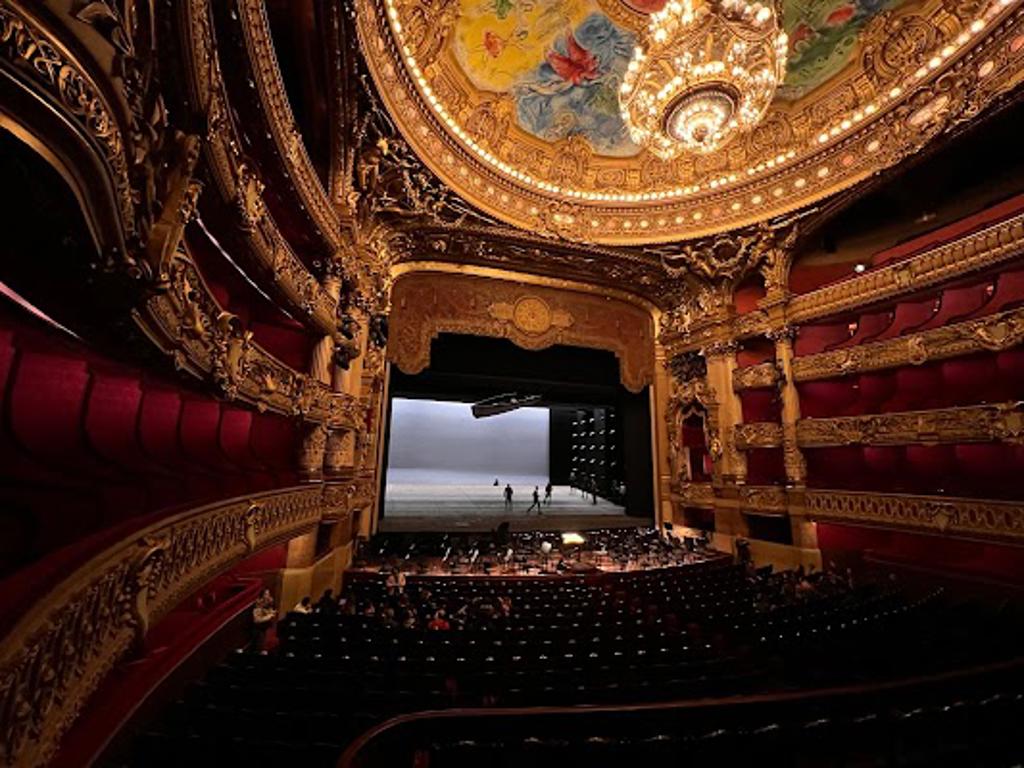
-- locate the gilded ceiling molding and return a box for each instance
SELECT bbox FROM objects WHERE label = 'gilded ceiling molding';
[231,0,344,251]
[357,0,1024,244]
[805,489,1024,542]
[179,0,340,336]
[0,485,347,768]
[137,246,361,428]
[733,362,782,392]
[792,306,1024,382]
[734,422,785,450]
[796,402,1024,448]
[388,272,655,393]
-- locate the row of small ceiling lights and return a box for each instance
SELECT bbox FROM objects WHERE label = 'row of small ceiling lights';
[384,0,1014,207]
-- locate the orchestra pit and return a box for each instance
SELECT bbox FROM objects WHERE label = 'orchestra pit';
[3,1,1024,766]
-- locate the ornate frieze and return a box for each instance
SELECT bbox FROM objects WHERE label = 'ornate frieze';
[674,482,716,509]
[792,307,1024,382]
[796,402,1024,448]
[0,4,136,262]
[0,485,346,768]
[734,422,785,450]
[740,485,788,513]
[388,271,655,393]
[139,248,361,428]
[732,362,782,391]
[805,490,1024,541]
[667,210,1024,353]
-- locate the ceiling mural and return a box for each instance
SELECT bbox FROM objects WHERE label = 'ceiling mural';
[780,0,908,100]
[359,0,1024,243]
[451,2,640,156]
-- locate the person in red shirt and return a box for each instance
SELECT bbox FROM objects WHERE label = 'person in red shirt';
[427,609,450,631]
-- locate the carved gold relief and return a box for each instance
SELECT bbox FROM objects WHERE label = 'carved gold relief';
[791,307,1024,382]
[388,272,654,392]
[796,402,1024,448]
[805,490,1024,542]
[734,422,785,450]
[0,485,348,768]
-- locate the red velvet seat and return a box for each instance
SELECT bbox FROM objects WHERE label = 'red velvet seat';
[871,298,939,342]
[794,322,851,357]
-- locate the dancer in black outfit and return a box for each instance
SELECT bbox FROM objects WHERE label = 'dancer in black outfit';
[526,486,542,515]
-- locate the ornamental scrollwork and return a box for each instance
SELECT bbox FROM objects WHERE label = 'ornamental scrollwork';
[795,402,1024,448]
[732,362,782,391]
[734,422,785,450]
[388,272,655,393]
[0,486,335,768]
[805,490,1024,542]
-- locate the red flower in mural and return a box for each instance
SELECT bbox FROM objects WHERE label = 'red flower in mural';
[824,4,856,26]
[789,21,815,50]
[546,32,599,85]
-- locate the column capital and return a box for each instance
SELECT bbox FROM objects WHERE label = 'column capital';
[704,340,740,359]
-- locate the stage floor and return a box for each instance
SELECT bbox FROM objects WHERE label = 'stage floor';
[381,483,640,532]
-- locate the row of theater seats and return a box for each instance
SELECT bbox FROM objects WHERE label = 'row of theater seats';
[122,565,1023,768]
[425,683,1024,768]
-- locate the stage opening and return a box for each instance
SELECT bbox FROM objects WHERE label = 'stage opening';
[380,335,653,531]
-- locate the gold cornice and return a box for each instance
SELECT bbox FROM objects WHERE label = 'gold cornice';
[805,489,1024,543]
[796,401,1024,448]
[0,485,351,768]
[358,0,1024,244]
[390,261,660,315]
[0,3,135,244]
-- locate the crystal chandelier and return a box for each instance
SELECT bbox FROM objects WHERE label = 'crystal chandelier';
[619,0,788,159]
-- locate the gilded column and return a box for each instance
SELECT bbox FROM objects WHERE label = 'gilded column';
[310,272,344,386]
[769,326,806,487]
[702,341,750,540]
[769,326,818,551]
[652,333,676,531]
[704,340,747,485]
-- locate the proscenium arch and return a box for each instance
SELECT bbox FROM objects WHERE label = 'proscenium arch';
[386,269,657,393]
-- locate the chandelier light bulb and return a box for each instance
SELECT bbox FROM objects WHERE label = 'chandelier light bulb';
[620,0,788,159]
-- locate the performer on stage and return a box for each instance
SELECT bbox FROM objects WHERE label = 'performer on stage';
[503,483,514,511]
[526,486,542,515]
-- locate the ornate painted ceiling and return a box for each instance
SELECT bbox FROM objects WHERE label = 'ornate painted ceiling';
[357,0,1024,244]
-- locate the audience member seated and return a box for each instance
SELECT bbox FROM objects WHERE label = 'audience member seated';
[127,532,1024,768]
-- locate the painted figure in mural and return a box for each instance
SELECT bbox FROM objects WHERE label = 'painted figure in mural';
[453,0,640,156]
[779,0,903,99]
[449,0,908,157]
